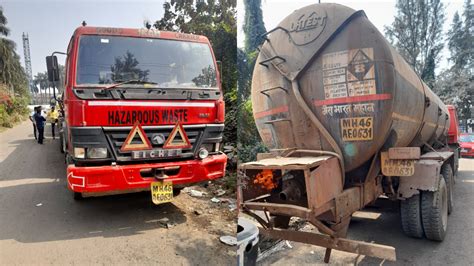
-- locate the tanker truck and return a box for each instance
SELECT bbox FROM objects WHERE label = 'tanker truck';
[238,3,460,262]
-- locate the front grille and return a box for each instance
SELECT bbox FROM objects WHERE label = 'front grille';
[103,124,223,162]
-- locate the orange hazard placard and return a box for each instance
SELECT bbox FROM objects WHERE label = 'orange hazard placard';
[120,122,152,151]
[163,122,191,149]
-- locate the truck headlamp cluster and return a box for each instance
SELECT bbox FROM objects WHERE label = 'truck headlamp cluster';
[87,147,108,159]
[198,148,209,159]
[74,147,85,159]
[74,147,108,159]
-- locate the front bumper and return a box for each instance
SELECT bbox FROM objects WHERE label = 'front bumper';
[67,153,227,194]
[460,148,474,157]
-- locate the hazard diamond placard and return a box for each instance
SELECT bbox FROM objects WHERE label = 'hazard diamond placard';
[163,122,191,149]
[120,122,153,151]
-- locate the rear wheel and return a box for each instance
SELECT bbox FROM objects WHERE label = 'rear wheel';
[421,176,448,241]
[65,153,74,165]
[73,192,83,200]
[400,193,424,238]
[173,188,183,197]
[441,164,454,214]
[59,133,65,153]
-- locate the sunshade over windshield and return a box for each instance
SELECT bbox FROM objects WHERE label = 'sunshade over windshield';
[76,35,217,88]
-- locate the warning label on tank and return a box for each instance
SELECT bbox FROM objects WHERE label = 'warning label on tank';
[347,80,376,96]
[340,117,373,141]
[322,48,375,100]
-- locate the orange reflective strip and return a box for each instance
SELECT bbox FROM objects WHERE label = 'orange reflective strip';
[314,94,392,106]
[254,106,289,119]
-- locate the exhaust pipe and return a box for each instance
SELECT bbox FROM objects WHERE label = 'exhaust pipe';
[279,178,303,202]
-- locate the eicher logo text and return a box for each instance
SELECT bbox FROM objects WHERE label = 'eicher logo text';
[108,109,188,125]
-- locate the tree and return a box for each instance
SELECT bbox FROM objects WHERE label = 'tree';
[434,69,472,129]
[110,51,149,82]
[243,0,266,53]
[436,0,474,130]
[448,12,467,71]
[155,0,237,146]
[31,65,66,104]
[237,0,268,162]
[0,5,29,127]
[0,6,9,37]
[463,0,474,71]
[0,5,28,97]
[385,0,445,87]
[33,72,48,103]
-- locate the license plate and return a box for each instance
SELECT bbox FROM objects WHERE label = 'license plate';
[151,181,173,205]
[461,149,468,152]
[132,149,181,159]
[381,152,415,176]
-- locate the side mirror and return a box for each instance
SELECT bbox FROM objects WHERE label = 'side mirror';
[46,55,60,82]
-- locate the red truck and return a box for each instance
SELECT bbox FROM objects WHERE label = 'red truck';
[46,26,226,203]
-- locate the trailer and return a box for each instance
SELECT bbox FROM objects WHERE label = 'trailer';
[238,3,459,262]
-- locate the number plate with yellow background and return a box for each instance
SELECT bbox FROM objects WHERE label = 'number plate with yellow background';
[381,152,415,176]
[340,117,373,141]
[151,181,173,205]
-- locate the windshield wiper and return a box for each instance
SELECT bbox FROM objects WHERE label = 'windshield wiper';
[104,79,157,89]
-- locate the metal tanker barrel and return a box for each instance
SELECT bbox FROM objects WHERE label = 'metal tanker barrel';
[251,3,449,172]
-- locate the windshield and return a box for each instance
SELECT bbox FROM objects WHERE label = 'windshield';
[76,35,217,89]
[460,134,474,142]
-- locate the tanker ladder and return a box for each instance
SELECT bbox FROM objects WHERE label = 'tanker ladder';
[237,149,396,263]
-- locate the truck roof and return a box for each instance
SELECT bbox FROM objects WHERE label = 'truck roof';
[73,26,211,44]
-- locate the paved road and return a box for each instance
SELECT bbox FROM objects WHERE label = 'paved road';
[0,121,235,265]
[260,158,474,265]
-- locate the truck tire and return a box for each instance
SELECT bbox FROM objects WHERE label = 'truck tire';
[400,194,424,238]
[59,133,65,153]
[441,164,454,214]
[421,176,448,241]
[65,154,74,166]
[173,188,182,197]
[73,192,83,200]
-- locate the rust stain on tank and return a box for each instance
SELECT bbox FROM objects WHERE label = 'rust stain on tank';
[251,3,450,172]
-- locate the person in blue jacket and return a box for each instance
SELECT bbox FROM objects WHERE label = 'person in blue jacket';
[29,106,38,140]
[34,107,46,144]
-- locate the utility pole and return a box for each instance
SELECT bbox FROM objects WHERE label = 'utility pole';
[22,33,34,103]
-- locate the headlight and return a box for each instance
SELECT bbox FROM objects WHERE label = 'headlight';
[87,147,108,159]
[198,148,209,159]
[74,147,85,159]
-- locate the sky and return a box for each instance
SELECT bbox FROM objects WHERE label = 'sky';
[2,0,165,77]
[1,0,466,77]
[237,0,465,72]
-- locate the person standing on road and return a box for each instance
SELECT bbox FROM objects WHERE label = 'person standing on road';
[34,107,46,144]
[29,106,38,140]
[47,105,59,139]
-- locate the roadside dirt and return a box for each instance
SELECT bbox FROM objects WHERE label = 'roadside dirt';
[0,121,237,265]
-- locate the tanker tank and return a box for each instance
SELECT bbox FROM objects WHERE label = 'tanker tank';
[251,3,450,172]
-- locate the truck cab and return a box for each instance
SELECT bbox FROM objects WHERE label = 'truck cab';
[48,26,226,202]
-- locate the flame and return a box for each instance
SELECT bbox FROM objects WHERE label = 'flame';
[254,169,277,190]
